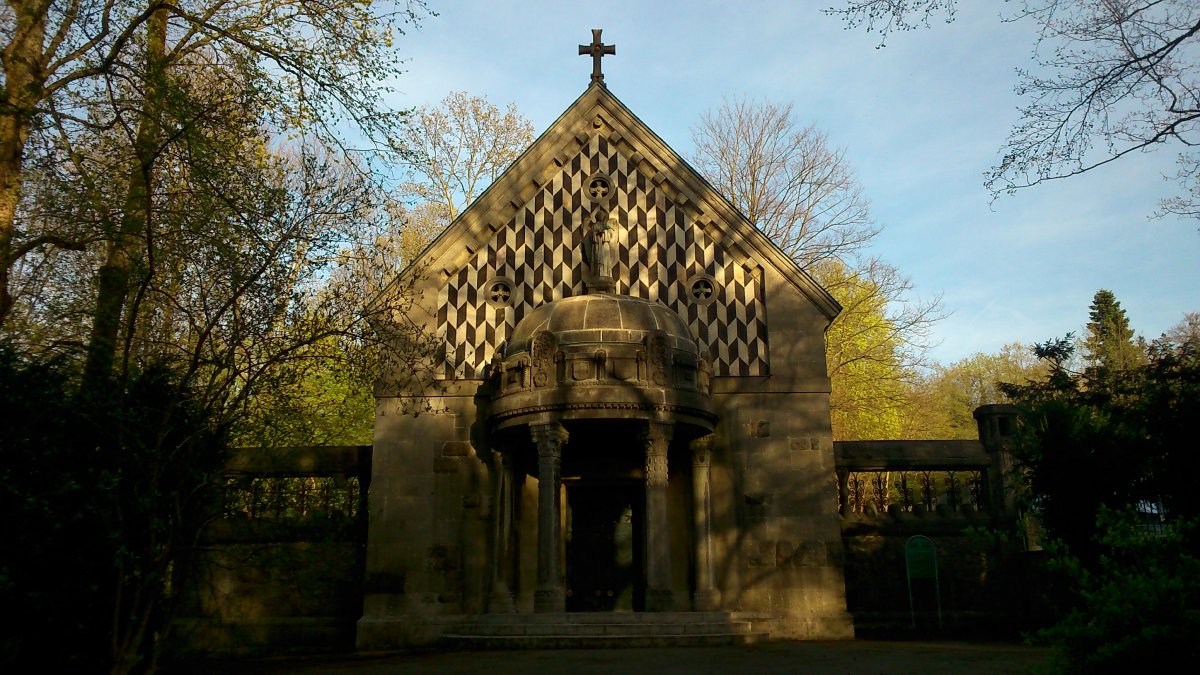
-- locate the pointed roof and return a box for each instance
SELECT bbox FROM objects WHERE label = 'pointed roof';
[402,83,841,322]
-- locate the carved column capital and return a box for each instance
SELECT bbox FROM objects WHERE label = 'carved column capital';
[531,422,569,457]
[641,422,673,487]
[690,434,714,466]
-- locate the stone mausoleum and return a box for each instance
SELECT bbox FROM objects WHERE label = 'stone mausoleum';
[357,31,859,648]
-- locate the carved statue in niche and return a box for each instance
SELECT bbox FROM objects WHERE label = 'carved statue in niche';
[583,209,618,292]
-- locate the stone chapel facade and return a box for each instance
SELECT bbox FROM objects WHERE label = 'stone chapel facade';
[358,64,857,648]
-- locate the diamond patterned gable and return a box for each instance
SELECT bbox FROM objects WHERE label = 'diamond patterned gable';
[435,134,769,379]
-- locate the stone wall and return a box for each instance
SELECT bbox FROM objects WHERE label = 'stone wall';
[178,446,370,655]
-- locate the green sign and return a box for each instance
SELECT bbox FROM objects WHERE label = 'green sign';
[905,535,938,579]
[904,535,943,629]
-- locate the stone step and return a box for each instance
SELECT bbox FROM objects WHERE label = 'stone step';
[441,632,768,650]
[466,611,740,625]
[446,621,756,637]
[441,612,767,649]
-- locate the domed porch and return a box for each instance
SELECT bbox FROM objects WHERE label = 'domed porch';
[481,293,722,615]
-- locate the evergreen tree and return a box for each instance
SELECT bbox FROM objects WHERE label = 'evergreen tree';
[1083,289,1145,375]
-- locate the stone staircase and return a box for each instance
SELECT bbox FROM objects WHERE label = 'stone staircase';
[441,611,768,649]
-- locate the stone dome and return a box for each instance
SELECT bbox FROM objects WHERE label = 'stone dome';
[487,293,715,433]
[504,294,701,358]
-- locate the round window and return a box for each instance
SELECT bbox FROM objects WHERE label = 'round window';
[688,275,717,305]
[484,278,515,307]
[585,173,612,203]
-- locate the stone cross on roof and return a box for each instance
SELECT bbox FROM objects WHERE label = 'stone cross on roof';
[578,28,615,86]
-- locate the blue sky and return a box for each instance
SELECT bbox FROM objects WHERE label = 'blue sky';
[386,1,1199,365]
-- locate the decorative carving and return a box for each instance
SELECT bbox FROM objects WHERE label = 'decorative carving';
[571,357,592,381]
[583,209,618,292]
[585,173,611,203]
[578,28,616,86]
[641,423,673,488]
[531,331,555,387]
[690,435,713,466]
[697,351,712,393]
[531,422,569,457]
[648,332,668,385]
[688,275,716,304]
[673,352,696,387]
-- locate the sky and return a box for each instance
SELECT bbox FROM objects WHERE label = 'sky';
[384,1,1200,366]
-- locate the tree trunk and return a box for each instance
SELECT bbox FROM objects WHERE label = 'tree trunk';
[0,0,48,328]
[82,7,168,392]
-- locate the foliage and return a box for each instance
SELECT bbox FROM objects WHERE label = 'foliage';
[690,96,878,267]
[1164,311,1200,348]
[986,291,1200,671]
[1001,334,1200,560]
[398,91,536,223]
[0,2,445,670]
[690,97,943,439]
[903,342,1047,439]
[0,344,228,673]
[821,260,912,439]
[1034,509,1200,673]
[0,0,434,329]
[1082,289,1146,377]
[827,1,1200,221]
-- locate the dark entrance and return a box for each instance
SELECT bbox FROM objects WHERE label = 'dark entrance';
[565,481,644,611]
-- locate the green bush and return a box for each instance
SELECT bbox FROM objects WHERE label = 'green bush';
[0,344,228,672]
[1034,508,1200,673]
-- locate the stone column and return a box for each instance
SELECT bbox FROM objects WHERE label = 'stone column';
[642,421,674,611]
[531,422,568,613]
[690,435,721,611]
[488,450,515,613]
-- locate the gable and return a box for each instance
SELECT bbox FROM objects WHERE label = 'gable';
[414,85,838,380]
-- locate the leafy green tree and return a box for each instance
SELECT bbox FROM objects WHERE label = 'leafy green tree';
[1037,509,1200,673]
[1,2,442,669]
[0,0,433,331]
[993,331,1200,671]
[0,345,228,673]
[1082,289,1146,378]
[903,342,1047,439]
[1001,334,1200,558]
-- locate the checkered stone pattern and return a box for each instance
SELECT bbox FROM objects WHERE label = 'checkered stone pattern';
[436,135,769,378]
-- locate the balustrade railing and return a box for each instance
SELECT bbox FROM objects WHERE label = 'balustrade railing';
[834,439,1005,517]
[841,469,984,514]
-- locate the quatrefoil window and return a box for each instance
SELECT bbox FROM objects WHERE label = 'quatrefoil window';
[484,277,515,307]
[688,275,717,305]
[585,173,612,203]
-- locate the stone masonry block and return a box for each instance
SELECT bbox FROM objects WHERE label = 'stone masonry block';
[433,457,460,473]
[442,441,472,457]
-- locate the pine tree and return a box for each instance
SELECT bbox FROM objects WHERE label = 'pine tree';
[1083,289,1145,374]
